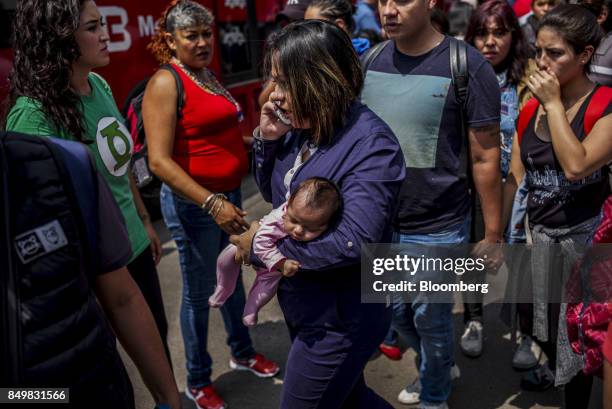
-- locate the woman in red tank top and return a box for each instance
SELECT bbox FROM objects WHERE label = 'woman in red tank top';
[142,2,279,408]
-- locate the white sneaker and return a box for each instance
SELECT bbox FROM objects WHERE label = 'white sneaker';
[397,364,460,405]
[512,335,540,370]
[450,363,461,380]
[460,320,483,357]
[398,378,421,405]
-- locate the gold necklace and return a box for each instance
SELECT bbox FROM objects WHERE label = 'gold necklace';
[173,59,244,122]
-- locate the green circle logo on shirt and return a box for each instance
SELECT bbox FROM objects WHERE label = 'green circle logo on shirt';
[96,117,133,177]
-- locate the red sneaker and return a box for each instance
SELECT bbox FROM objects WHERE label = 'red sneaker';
[379,343,403,361]
[229,353,280,378]
[186,385,226,409]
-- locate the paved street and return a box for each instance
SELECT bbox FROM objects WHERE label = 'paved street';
[120,178,603,409]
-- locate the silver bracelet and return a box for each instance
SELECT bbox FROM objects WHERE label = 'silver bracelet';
[253,126,264,141]
[212,199,224,218]
[201,193,216,211]
[201,193,227,213]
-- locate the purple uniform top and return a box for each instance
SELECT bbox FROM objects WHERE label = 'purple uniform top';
[252,101,406,278]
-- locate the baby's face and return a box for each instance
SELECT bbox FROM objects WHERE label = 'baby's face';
[283,201,330,242]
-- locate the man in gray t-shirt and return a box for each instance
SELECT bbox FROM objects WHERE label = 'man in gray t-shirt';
[361,1,502,407]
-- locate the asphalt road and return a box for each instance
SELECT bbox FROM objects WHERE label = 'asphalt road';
[120,179,603,409]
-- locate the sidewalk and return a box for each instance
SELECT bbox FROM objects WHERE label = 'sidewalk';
[121,178,603,409]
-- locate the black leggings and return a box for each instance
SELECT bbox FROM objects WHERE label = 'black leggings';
[523,303,593,409]
[127,246,172,367]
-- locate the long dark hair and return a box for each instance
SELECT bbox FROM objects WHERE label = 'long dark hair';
[538,4,604,72]
[465,0,528,86]
[263,20,363,145]
[1,0,87,141]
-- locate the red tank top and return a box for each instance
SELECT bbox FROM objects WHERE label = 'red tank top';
[171,63,248,193]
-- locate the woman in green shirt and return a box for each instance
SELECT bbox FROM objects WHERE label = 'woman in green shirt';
[2,0,171,364]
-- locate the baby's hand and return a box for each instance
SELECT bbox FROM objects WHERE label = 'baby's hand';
[281,259,301,277]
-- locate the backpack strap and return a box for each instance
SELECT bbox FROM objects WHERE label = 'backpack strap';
[450,38,485,241]
[361,40,391,76]
[517,97,540,145]
[128,64,185,148]
[450,38,469,111]
[584,86,612,135]
[450,38,471,183]
[516,86,611,144]
[160,63,185,117]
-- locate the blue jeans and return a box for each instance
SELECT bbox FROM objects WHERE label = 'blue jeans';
[383,327,399,346]
[391,218,470,405]
[505,179,528,244]
[160,184,255,388]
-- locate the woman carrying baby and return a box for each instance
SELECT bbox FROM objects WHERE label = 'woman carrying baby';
[231,20,406,409]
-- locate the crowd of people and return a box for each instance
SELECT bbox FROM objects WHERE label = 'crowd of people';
[1,0,612,409]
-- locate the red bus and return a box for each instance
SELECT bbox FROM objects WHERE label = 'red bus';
[0,0,284,135]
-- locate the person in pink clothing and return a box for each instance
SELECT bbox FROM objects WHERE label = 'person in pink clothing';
[209,177,342,326]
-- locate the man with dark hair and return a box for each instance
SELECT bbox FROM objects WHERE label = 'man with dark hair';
[361,1,502,408]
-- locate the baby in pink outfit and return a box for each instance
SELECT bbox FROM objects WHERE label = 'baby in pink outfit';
[209,177,342,326]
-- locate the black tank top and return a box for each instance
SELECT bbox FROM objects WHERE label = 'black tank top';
[521,87,611,228]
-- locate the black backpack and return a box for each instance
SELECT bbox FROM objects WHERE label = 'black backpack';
[361,38,483,241]
[0,132,134,407]
[123,64,185,187]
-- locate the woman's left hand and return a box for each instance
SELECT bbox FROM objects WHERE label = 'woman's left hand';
[259,92,293,140]
[230,221,260,265]
[144,220,162,265]
[527,68,562,110]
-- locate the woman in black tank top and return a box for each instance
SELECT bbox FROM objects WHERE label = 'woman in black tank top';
[501,4,612,407]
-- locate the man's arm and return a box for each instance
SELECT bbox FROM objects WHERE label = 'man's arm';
[92,172,179,408]
[95,267,180,409]
[469,124,503,243]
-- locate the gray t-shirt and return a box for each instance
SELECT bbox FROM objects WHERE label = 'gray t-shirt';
[362,37,500,234]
